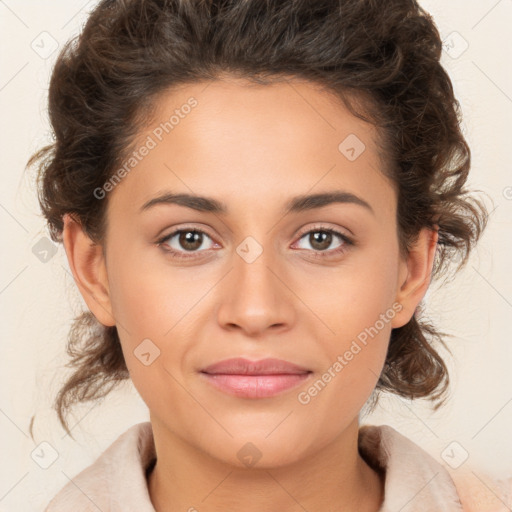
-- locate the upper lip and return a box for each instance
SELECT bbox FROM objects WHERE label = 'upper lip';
[201,357,311,375]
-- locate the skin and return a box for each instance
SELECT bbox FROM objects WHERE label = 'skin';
[62,77,438,512]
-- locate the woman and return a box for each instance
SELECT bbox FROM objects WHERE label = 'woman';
[28,0,505,510]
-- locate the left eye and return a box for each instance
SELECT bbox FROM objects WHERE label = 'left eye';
[159,229,216,254]
[294,228,350,253]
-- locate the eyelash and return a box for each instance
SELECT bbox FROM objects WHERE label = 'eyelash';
[156,225,354,261]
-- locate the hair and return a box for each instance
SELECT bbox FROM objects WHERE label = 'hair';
[28,0,489,437]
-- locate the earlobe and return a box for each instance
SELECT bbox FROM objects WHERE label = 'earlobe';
[62,213,116,327]
[391,226,439,329]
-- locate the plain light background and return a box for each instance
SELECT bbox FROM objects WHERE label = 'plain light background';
[0,0,511,510]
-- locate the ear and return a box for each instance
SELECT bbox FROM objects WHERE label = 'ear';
[391,226,439,329]
[62,213,116,327]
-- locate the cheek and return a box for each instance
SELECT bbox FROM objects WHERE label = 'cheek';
[104,243,205,392]
[311,237,400,342]
[105,241,186,337]
[298,318,391,438]
[303,241,400,401]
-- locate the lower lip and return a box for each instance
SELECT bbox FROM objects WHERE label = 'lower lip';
[200,372,312,398]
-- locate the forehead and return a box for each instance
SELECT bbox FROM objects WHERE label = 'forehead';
[107,78,396,221]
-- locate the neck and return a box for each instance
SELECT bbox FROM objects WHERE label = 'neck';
[147,415,384,512]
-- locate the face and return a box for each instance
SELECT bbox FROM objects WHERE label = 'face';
[68,77,435,468]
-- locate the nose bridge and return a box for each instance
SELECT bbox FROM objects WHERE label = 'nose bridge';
[216,233,294,333]
[236,235,277,295]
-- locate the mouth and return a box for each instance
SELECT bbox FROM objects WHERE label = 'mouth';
[199,357,313,398]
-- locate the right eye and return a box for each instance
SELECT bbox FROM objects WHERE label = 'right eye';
[157,228,218,259]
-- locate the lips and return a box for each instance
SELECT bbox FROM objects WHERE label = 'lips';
[200,357,313,398]
[201,357,311,375]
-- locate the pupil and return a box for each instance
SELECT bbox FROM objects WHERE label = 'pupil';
[181,231,201,251]
[312,231,331,250]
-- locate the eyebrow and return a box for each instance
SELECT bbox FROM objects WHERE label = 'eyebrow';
[140,190,374,216]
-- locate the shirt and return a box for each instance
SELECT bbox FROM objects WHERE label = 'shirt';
[43,421,509,511]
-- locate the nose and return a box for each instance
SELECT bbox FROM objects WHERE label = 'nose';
[216,241,296,337]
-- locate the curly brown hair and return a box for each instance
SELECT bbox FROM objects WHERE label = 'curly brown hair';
[27,0,489,437]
